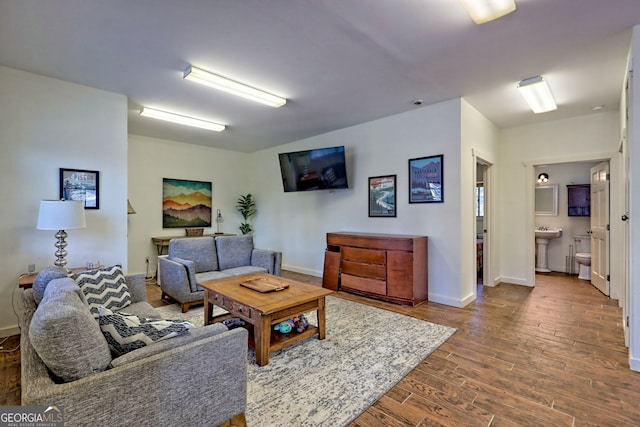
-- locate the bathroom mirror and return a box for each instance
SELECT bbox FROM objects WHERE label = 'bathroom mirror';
[535,184,558,216]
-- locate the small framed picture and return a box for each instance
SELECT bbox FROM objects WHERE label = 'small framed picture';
[60,168,100,209]
[368,175,396,217]
[408,154,443,203]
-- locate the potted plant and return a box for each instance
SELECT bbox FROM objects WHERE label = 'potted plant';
[236,193,256,234]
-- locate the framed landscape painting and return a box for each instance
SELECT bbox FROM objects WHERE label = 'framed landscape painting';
[408,154,443,203]
[162,178,212,228]
[368,175,396,217]
[59,168,100,209]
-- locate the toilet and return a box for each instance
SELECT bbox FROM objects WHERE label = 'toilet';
[574,235,591,281]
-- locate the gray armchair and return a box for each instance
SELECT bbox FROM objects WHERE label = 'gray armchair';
[159,235,282,312]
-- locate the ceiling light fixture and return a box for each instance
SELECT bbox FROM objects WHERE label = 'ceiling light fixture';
[517,76,557,114]
[537,173,549,184]
[461,0,516,24]
[140,107,225,132]
[184,65,286,108]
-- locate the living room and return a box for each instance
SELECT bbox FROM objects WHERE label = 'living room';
[2,0,640,414]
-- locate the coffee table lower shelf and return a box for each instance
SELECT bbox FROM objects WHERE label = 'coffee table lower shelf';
[248,326,320,354]
[208,310,322,365]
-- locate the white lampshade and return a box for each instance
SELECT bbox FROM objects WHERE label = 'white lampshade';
[37,200,86,230]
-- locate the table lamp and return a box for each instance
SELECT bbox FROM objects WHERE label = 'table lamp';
[215,209,224,234]
[37,200,86,269]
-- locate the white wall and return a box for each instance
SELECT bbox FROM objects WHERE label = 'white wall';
[534,161,598,272]
[498,112,621,287]
[127,134,249,276]
[627,24,640,371]
[0,66,128,336]
[249,99,474,307]
[461,100,500,302]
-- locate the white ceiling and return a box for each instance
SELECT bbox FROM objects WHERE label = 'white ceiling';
[0,1,638,153]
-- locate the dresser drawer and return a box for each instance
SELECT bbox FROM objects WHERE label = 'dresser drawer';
[341,260,386,280]
[341,274,386,295]
[341,247,385,264]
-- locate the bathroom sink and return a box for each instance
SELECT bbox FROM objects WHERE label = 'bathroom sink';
[535,228,562,239]
[535,228,562,273]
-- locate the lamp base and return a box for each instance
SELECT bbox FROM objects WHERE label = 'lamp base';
[53,229,69,269]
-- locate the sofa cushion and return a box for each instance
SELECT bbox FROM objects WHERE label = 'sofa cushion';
[71,265,132,317]
[169,237,218,273]
[195,270,233,283]
[110,322,229,368]
[32,266,68,305]
[29,278,112,382]
[216,235,253,270]
[123,301,163,319]
[97,307,195,357]
[223,266,268,276]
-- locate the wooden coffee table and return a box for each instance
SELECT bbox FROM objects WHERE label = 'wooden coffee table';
[200,273,334,366]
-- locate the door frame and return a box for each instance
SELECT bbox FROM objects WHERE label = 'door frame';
[523,151,621,291]
[472,149,494,292]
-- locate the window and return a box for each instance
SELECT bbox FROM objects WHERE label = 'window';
[475,185,484,217]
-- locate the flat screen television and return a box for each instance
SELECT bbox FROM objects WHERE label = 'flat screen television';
[278,146,349,192]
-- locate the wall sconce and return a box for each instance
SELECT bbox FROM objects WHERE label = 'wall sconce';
[215,209,224,235]
[537,173,549,183]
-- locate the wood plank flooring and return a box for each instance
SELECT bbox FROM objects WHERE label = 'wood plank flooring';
[3,272,640,426]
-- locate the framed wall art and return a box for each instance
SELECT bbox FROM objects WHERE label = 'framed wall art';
[59,168,100,209]
[368,175,396,217]
[162,178,212,228]
[408,154,443,203]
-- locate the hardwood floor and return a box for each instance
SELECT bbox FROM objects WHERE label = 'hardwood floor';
[4,272,640,426]
[347,273,640,427]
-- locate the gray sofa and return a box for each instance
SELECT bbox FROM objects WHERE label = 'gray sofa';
[20,272,248,427]
[159,235,282,312]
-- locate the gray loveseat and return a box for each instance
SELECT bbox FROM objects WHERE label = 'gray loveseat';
[159,235,282,312]
[20,272,248,427]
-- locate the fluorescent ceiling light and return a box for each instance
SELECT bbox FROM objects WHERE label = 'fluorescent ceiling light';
[517,76,557,114]
[184,65,286,108]
[140,107,225,132]
[461,0,516,24]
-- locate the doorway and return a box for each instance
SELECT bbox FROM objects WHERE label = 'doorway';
[476,163,487,285]
[532,160,611,296]
[474,154,493,289]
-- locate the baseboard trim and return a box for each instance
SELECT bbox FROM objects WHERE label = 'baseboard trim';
[282,264,322,278]
[630,355,640,372]
[0,324,20,338]
[495,276,533,287]
[428,293,466,308]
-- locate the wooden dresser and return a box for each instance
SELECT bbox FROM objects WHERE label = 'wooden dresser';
[322,232,428,306]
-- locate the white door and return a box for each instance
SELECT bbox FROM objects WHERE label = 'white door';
[590,161,609,295]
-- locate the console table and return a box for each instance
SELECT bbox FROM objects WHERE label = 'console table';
[19,265,105,289]
[322,232,428,306]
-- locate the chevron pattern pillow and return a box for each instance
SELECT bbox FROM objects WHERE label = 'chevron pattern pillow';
[71,265,132,317]
[97,307,195,356]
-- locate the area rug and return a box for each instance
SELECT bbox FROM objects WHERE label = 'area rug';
[156,296,455,426]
